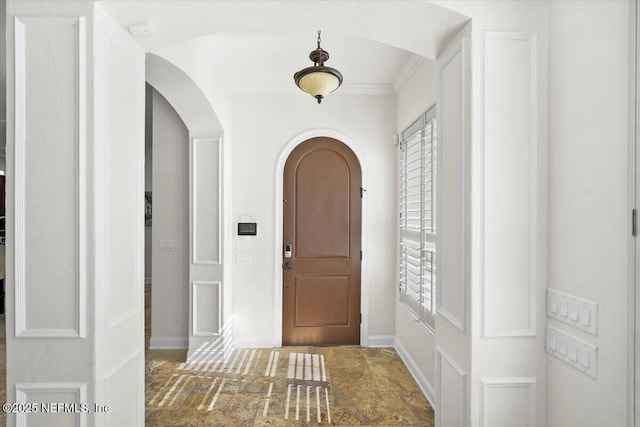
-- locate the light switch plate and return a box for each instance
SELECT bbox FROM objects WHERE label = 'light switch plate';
[159,239,178,252]
[236,254,251,265]
[546,325,597,379]
[236,239,252,253]
[547,289,598,336]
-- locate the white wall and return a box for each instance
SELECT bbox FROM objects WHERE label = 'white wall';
[0,0,6,158]
[231,92,397,346]
[547,2,630,425]
[150,87,190,347]
[93,7,146,423]
[431,2,550,425]
[5,4,98,423]
[145,84,153,283]
[394,58,438,402]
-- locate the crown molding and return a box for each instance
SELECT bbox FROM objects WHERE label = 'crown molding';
[236,81,395,96]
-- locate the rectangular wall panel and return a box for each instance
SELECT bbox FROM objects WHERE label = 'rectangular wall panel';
[191,138,221,265]
[193,281,221,336]
[103,353,144,427]
[102,23,144,330]
[14,17,86,338]
[436,348,467,427]
[481,378,536,427]
[482,32,537,337]
[437,39,468,332]
[16,382,87,427]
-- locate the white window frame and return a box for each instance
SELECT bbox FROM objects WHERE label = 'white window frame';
[399,105,437,330]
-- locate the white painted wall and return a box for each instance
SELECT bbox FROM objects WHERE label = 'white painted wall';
[93,7,146,424]
[0,0,6,157]
[431,2,550,425]
[153,49,236,352]
[145,84,153,283]
[394,58,438,403]
[547,2,630,426]
[5,2,97,425]
[150,87,190,347]
[6,1,146,424]
[5,1,637,425]
[231,92,397,346]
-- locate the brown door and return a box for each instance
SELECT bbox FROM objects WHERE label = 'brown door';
[282,137,362,346]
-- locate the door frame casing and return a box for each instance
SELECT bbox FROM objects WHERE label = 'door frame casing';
[631,1,639,426]
[273,129,369,347]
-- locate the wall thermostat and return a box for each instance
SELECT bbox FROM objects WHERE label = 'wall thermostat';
[237,222,257,236]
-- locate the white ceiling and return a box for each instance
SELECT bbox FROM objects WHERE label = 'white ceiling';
[0,1,470,149]
[155,31,420,93]
[99,0,469,92]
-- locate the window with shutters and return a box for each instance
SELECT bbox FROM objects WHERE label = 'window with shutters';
[399,106,437,330]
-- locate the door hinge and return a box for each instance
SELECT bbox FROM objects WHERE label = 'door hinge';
[360,313,362,324]
[360,250,363,260]
[360,187,366,198]
[633,209,637,237]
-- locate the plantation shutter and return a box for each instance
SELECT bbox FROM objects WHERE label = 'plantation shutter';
[399,106,437,330]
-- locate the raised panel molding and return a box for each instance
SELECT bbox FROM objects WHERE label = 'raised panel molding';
[436,37,469,333]
[14,16,87,338]
[191,137,222,265]
[103,352,144,427]
[394,338,436,407]
[482,31,538,338]
[15,382,87,427]
[435,348,467,427]
[99,18,145,331]
[481,378,536,427]
[149,337,189,349]
[192,281,222,336]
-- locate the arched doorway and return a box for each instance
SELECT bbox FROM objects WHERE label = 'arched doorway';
[280,136,363,346]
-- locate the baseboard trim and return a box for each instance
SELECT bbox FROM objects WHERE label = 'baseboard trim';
[149,337,188,349]
[394,338,436,407]
[186,349,226,364]
[233,338,276,349]
[367,335,395,347]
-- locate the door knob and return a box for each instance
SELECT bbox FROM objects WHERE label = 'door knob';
[283,261,292,270]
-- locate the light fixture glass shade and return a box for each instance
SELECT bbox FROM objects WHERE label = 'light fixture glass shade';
[294,31,343,103]
[296,68,341,102]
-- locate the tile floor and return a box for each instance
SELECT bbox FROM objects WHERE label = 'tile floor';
[145,284,434,426]
[0,286,435,426]
[146,346,434,427]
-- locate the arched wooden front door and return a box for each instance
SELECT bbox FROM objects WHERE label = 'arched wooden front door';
[282,137,362,346]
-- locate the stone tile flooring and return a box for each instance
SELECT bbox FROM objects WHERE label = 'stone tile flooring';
[145,284,434,426]
[0,285,434,426]
[145,346,434,426]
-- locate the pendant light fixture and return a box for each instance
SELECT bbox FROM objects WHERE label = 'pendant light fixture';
[294,31,343,104]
